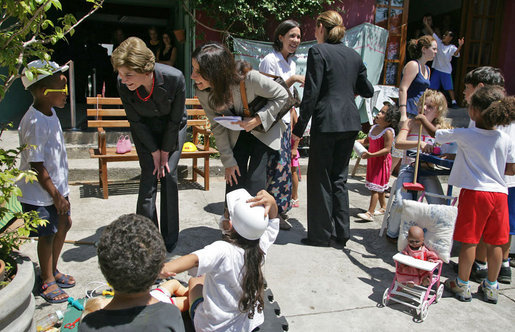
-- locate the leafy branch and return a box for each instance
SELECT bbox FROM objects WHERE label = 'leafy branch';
[0,0,105,102]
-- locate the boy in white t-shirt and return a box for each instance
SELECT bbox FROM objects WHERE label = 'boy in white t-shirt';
[437,86,515,304]
[17,60,74,303]
[423,17,464,107]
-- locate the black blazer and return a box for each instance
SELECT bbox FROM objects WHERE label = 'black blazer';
[117,63,188,153]
[293,42,374,137]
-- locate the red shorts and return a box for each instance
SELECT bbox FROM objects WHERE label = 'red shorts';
[454,189,509,245]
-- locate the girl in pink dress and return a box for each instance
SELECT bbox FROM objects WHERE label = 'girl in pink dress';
[357,103,400,222]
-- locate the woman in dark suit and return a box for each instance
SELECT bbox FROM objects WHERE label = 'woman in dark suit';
[111,37,187,252]
[292,10,374,247]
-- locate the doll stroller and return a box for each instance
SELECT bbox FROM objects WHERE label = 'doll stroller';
[380,190,458,322]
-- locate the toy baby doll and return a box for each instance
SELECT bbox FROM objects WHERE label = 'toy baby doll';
[397,226,439,286]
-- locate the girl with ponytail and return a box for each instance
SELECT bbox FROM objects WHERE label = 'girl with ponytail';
[160,190,280,331]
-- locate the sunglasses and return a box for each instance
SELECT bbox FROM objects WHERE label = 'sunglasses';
[44,85,68,96]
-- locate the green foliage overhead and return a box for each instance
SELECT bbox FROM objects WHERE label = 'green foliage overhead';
[192,0,334,40]
[0,0,104,102]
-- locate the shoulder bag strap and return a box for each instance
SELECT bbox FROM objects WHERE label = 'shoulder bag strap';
[239,80,251,117]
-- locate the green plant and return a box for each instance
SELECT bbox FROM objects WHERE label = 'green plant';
[0,124,47,288]
[0,0,104,102]
[187,0,334,40]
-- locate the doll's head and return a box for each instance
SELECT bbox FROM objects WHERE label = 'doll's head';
[407,226,425,250]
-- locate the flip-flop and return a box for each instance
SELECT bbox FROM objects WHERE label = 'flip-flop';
[54,269,76,288]
[40,280,68,304]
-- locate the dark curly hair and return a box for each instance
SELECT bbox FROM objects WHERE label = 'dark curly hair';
[192,43,243,111]
[383,103,401,134]
[471,85,514,128]
[407,35,435,59]
[272,20,301,55]
[225,231,265,319]
[97,214,166,294]
[464,66,505,88]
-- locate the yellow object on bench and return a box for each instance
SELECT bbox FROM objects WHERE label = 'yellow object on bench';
[86,95,218,198]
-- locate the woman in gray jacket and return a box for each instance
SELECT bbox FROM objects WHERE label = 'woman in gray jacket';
[192,43,288,200]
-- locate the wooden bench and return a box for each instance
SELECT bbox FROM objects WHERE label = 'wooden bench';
[86,95,217,199]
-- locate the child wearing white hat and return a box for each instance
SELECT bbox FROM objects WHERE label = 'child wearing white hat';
[17,60,75,304]
[160,189,280,331]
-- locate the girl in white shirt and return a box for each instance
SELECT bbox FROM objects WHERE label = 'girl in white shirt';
[160,190,280,332]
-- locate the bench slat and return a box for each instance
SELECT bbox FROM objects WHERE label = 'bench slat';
[86,97,124,105]
[88,120,130,127]
[87,109,127,116]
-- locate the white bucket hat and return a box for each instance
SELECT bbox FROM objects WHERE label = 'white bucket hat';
[226,189,268,240]
[22,60,69,89]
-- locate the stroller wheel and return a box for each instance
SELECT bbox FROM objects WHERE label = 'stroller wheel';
[419,300,429,321]
[435,284,444,303]
[382,288,390,306]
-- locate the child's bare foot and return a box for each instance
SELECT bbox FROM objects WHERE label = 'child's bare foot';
[54,269,76,288]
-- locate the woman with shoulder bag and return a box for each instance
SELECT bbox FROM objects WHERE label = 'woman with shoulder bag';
[292,10,374,247]
[191,43,289,210]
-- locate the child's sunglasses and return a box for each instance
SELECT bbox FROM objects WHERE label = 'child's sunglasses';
[44,85,68,96]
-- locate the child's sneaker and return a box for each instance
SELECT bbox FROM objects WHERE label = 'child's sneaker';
[470,261,488,283]
[478,280,498,304]
[497,263,511,284]
[444,278,471,302]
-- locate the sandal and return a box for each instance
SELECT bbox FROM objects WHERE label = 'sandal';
[291,199,299,208]
[54,269,76,288]
[39,280,69,304]
[357,211,374,222]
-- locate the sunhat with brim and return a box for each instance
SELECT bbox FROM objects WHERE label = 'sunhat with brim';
[226,189,268,240]
[22,60,69,89]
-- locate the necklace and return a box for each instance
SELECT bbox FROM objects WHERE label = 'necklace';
[136,75,154,102]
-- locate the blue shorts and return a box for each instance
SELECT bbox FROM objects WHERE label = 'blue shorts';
[509,187,515,235]
[21,198,70,237]
[430,69,454,91]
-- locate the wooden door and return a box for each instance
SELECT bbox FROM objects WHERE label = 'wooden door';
[374,0,410,86]
[455,0,505,103]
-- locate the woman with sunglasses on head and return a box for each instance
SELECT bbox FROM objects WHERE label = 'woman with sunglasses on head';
[191,43,288,218]
[111,37,188,253]
[292,10,374,247]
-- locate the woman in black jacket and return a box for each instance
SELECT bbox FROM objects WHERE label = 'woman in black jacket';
[292,10,374,247]
[111,37,187,252]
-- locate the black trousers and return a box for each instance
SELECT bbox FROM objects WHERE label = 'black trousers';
[133,125,187,250]
[306,131,358,242]
[226,130,275,197]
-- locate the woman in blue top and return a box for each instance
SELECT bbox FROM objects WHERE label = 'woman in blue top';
[398,35,437,121]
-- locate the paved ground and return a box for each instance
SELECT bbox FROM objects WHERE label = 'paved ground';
[2,118,514,330]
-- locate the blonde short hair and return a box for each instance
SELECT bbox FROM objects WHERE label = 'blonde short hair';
[111,37,155,73]
[317,10,346,44]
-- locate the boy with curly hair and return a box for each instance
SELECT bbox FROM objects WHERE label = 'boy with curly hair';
[79,214,185,331]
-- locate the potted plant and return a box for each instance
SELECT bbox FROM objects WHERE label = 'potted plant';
[0,124,48,331]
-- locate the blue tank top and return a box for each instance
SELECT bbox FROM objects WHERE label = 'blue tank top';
[406,62,430,116]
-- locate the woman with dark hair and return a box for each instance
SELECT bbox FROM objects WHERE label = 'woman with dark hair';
[191,43,288,204]
[259,19,304,230]
[111,37,187,252]
[292,10,374,247]
[157,31,177,67]
[398,35,437,121]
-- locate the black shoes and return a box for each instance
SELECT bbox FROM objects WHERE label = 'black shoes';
[300,238,330,247]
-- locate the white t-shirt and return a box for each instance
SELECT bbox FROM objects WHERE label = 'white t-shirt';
[432,33,458,74]
[498,122,515,188]
[191,218,279,332]
[259,50,297,124]
[17,106,69,206]
[435,128,515,194]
